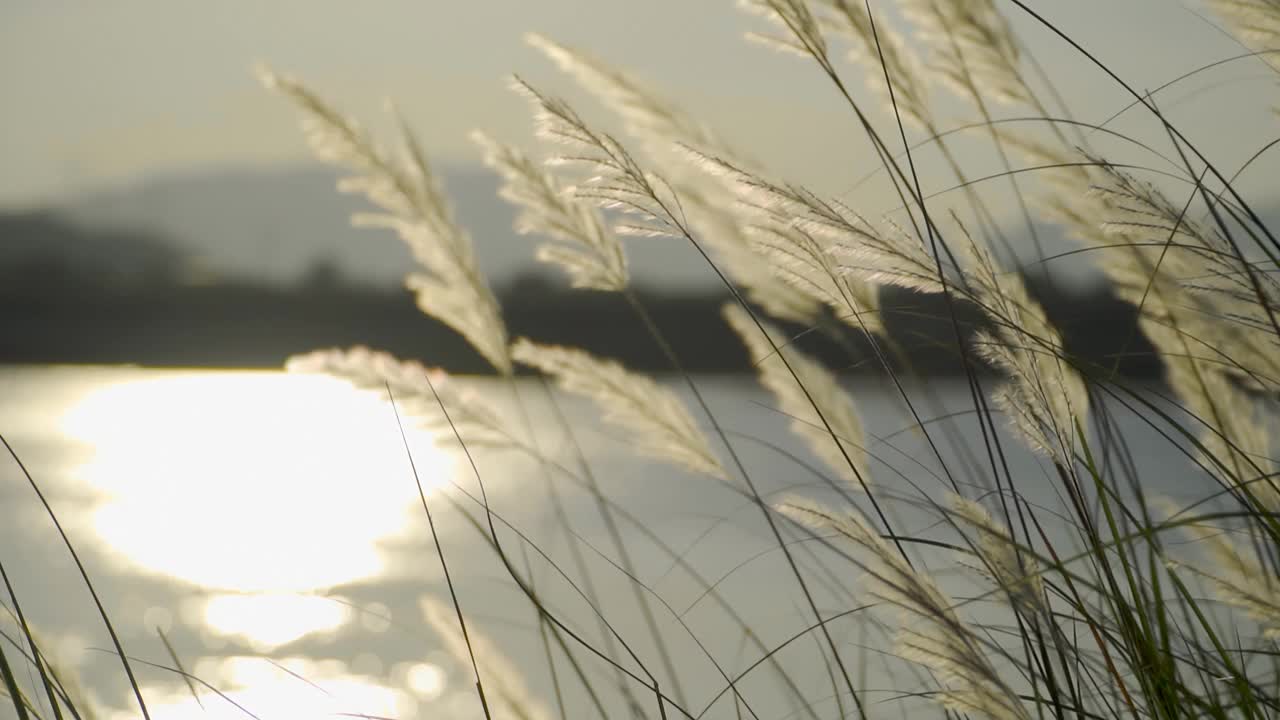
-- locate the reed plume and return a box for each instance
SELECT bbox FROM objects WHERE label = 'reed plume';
[681,189,826,325]
[286,346,517,449]
[510,338,729,481]
[899,0,1031,107]
[738,0,831,61]
[1207,0,1280,71]
[812,0,932,129]
[1089,156,1280,390]
[949,495,1047,618]
[686,146,944,297]
[724,303,871,488]
[473,131,628,292]
[957,221,1088,468]
[525,33,727,159]
[259,69,511,374]
[525,34,840,329]
[988,116,1278,490]
[1166,504,1280,639]
[511,78,684,241]
[780,499,1030,720]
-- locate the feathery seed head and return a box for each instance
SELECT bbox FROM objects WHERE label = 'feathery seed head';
[900,0,1031,106]
[510,77,684,239]
[511,338,729,481]
[956,227,1088,468]
[739,0,830,61]
[1207,0,1280,71]
[286,347,516,448]
[262,68,510,374]
[779,498,1030,720]
[526,33,725,158]
[812,0,933,128]
[949,496,1047,617]
[1164,502,1280,638]
[685,144,945,297]
[473,130,628,291]
[724,304,871,488]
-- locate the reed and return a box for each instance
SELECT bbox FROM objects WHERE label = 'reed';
[258,2,1280,717]
[6,1,1279,718]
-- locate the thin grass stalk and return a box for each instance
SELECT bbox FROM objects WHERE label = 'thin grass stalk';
[520,544,569,720]
[525,427,823,717]
[417,377,688,720]
[83,653,261,720]
[0,620,91,720]
[1075,427,1180,718]
[0,630,30,720]
[385,385,494,720]
[506,375,664,718]
[155,628,202,712]
[423,455,613,719]
[437,497,617,719]
[537,379,775,719]
[0,434,150,720]
[0,563,63,720]
[436,487,694,719]
[565,524,776,719]
[363,370,843,719]
[617,288,869,718]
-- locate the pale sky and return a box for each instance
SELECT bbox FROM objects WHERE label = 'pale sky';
[2,1,1276,246]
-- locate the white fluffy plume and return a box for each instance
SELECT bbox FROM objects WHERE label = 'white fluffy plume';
[260,68,511,374]
[286,346,516,449]
[1207,0,1280,71]
[685,145,941,300]
[525,33,725,157]
[511,339,728,480]
[739,0,831,61]
[724,304,871,488]
[949,495,1047,617]
[473,131,628,291]
[813,0,932,129]
[511,78,684,240]
[779,499,1030,720]
[900,0,1031,106]
[957,226,1088,468]
[524,34,860,330]
[1164,502,1280,639]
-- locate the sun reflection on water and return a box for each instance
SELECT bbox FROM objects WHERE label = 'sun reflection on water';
[57,370,464,715]
[61,371,455,593]
[201,593,350,650]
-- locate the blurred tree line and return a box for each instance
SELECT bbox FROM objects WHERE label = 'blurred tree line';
[0,210,1157,376]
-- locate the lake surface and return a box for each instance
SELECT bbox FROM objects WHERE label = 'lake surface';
[0,366,1212,720]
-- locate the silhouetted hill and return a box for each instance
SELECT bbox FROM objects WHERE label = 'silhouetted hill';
[0,210,188,290]
[50,164,722,291]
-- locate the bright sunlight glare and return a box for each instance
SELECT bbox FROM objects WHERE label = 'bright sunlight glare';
[60,371,457,593]
[404,661,447,700]
[201,593,349,650]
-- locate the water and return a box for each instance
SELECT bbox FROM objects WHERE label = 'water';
[0,366,1209,719]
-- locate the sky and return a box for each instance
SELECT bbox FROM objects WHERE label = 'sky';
[2,0,1277,283]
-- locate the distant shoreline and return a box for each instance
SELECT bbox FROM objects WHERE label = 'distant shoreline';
[0,273,1162,377]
